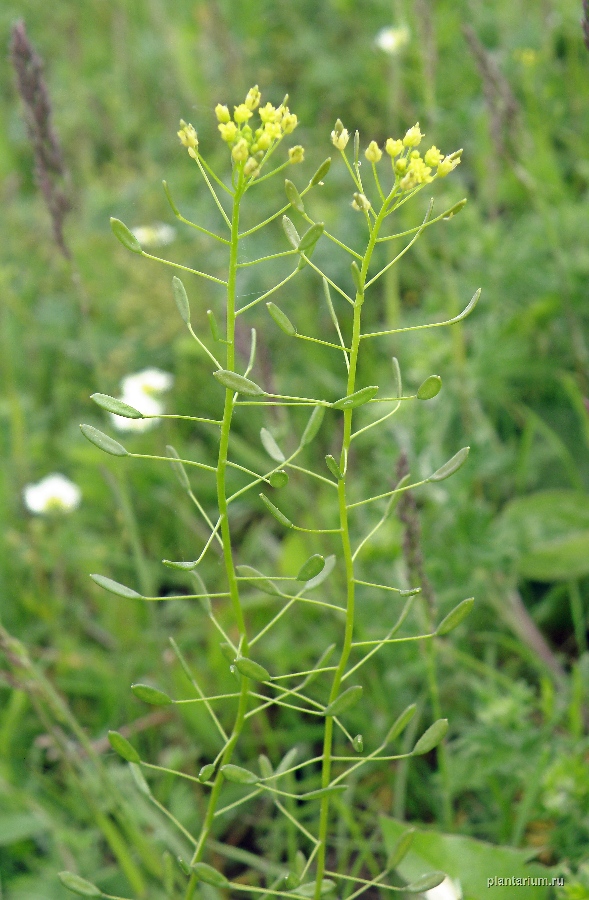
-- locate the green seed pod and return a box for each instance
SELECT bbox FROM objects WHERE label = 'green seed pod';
[301,785,347,800]
[332,385,379,410]
[324,684,363,717]
[412,718,448,755]
[301,644,336,687]
[353,734,364,753]
[198,763,215,783]
[269,470,289,488]
[172,276,190,325]
[191,863,229,888]
[406,872,446,893]
[259,493,293,528]
[229,664,241,684]
[58,872,102,896]
[131,683,173,706]
[325,454,342,479]
[90,574,142,599]
[295,878,336,897]
[221,764,259,785]
[275,746,299,776]
[162,559,197,570]
[214,369,264,395]
[80,424,128,457]
[110,217,142,254]
[417,375,442,400]
[162,180,180,216]
[166,445,190,491]
[298,222,324,253]
[207,309,221,341]
[266,301,296,336]
[387,827,415,869]
[258,754,273,780]
[177,857,191,876]
[90,393,143,419]
[300,405,325,446]
[234,656,271,682]
[304,554,336,590]
[107,730,140,763]
[392,356,402,399]
[285,178,305,213]
[385,703,417,745]
[129,762,151,796]
[436,597,474,635]
[190,571,212,614]
[310,157,331,185]
[236,564,282,597]
[219,642,235,663]
[428,446,470,482]
[282,215,300,249]
[351,261,362,292]
[296,554,325,582]
[443,197,467,220]
[260,427,286,462]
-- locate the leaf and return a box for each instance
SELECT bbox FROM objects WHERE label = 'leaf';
[80,424,128,457]
[412,718,448,755]
[110,216,142,254]
[519,532,589,581]
[198,763,215,783]
[269,470,289,488]
[234,656,271,682]
[428,446,469,482]
[166,444,190,491]
[107,730,140,763]
[236,564,282,597]
[298,222,324,252]
[172,276,190,324]
[214,369,264,395]
[332,385,379,410]
[90,393,143,419]
[266,301,296,336]
[304,554,336,590]
[90,574,142,599]
[207,309,221,341]
[282,215,300,248]
[416,375,442,400]
[131,683,173,706]
[58,872,102,896]
[296,554,325,582]
[221,764,259,784]
[405,872,446,892]
[191,862,229,887]
[285,179,305,213]
[310,157,331,185]
[380,816,555,899]
[324,684,363,717]
[259,493,293,528]
[436,597,474,635]
[260,427,286,462]
[300,405,325,445]
[385,703,417,744]
[387,828,415,868]
[294,878,336,896]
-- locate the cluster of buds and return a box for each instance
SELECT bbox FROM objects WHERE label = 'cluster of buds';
[177,86,303,180]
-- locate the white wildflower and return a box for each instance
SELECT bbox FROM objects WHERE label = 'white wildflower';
[425,876,462,900]
[23,474,81,515]
[110,368,174,433]
[374,25,410,54]
[130,223,176,248]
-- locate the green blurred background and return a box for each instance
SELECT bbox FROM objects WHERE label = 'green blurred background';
[1,1,589,897]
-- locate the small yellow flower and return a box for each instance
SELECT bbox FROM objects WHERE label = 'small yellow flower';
[331,126,350,151]
[218,121,238,143]
[352,192,371,211]
[289,145,305,164]
[403,123,424,147]
[231,138,249,163]
[436,150,462,177]
[244,85,261,110]
[244,156,260,177]
[424,146,443,167]
[215,104,231,124]
[365,141,382,163]
[177,120,198,149]
[253,131,272,152]
[259,102,279,123]
[394,157,407,175]
[282,113,298,134]
[234,103,253,124]
[264,122,282,141]
[385,138,403,157]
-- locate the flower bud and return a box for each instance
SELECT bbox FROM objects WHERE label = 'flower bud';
[352,192,371,211]
[331,127,350,150]
[394,157,407,175]
[244,157,260,177]
[282,113,298,134]
[234,103,253,124]
[231,138,249,163]
[403,123,424,147]
[365,141,382,163]
[177,120,198,149]
[215,104,231,123]
[424,145,443,167]
[436,153,461,177]
[288,145,305,164]
[385,138,403,157]
[244,85,261,110]
[259,102,278,123]
[218,121,238,143]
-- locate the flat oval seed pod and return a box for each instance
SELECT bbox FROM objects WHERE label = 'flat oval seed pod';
[80,424,128,457]
[213,369,264,395]
[258,754,273,780]
[412,718,448,755]
[282,215,300,249]
[131,683,173,706]
[108,730,140,763]
[332,385,379,410]
[436,597,474,635]
[236,564,282,597]
[221,764,259,785]
[310,157,331,185]
[385,703,417,744]
[172,276,190,325]
[166,444,190,491]
[275,746,299,776]
[129,762,151,796]
[58,872,102,896]
[298,222,324,252]
[207,309,221,341]
[406,872,446,893]
[234,656,271,682]
[353,734,364,752]
[266,301,296,336]
[219,642,235,663]
[90,574,142,599]
[428,446,470,482]
[91,393,143,419]
[295,879,337,897]
[260,427,286,462]
[269,470,289,488]
[300,405,325,446]
[296,554,325,582]
[162,559,198,570]
[350,261,362,292]
[177,857,191,876]
[443,197,467,219]
[190,571,212,614]
[304,554,336,590]
[387,828,415,869]
[301,785,347,800]
[417,374,442,400]
[110,217,142,254]
[392,356,402,399]
[325,454,342,480]
[259,494,293,528]
[285,178,305,213]
[198,763,215,783]
[191,863,229,887]
[324,684,363,717]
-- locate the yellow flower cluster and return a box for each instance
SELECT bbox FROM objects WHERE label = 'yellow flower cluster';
[361,122,462,191]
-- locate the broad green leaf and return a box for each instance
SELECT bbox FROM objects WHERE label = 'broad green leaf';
[172,276,190,324]
[416,375,442,400]
[297,554,325,582]
[260,427,286,462]
[310,157,331,185]
[234,656,271,682]
[428,447,469,482]
[300,405,325,445]
[166,444,190,490]
[324,684,363,717]
[385,703,417,744]
[90,574,142,599]
[259,493,293,528]
[191,862,228,887]
[236,564,282,596]
[285,178,305,213]
[58,872,102,896]
[213,369,264,395]
[332,385,379,410]
[131,683,172,706]
[267,301,296,336]
[436,597,474,635]
[107,730,140,763]
[221,764,259,784]
[90,393,143,418]
[80,424,128,457]
[412,718,448,755]
[110,216,142,254]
